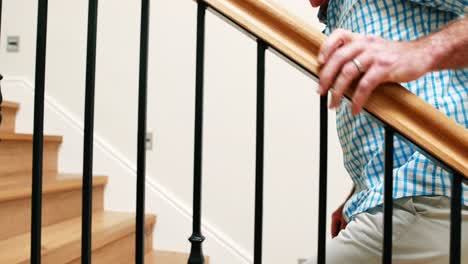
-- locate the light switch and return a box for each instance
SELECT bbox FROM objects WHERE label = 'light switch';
[146,132,153,151]
[7,36,20,52]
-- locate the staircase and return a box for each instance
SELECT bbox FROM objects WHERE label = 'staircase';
[0,100,200,263]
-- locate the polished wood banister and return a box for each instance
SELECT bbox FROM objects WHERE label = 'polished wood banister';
[199,0,326,73]
[196,0,468,177]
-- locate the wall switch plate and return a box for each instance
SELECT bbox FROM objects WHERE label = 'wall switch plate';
[298,258,308,264]
[146,132,153,150]
[7,36,20,52]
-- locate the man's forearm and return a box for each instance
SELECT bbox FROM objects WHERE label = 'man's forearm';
[418,17,468,71]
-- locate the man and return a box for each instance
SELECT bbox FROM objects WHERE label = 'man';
[306,0,468,263]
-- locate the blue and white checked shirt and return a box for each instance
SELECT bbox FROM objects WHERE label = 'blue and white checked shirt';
[322,0,468,221]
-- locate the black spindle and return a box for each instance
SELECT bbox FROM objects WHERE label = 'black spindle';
[317,93,328,264]
[383,127,394,264]
[81,0,98,263]
[188,3,206,264]
[253,40,267,264]
[136,0,150,263]
[450,173,462,264]
[0,0,3,39]
[31,0,48,263]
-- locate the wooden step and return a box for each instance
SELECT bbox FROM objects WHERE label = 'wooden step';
[0,133,62,182]
[0,101,20,133]
[143,250,210,264]
[0,211,156,264]
[0,176,107,240]
[67,215,155,264]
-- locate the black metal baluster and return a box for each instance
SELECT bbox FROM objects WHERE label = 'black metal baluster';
[254,40,266,264]
[0,0,3,39]
[317,93,328,264]
[81,0,98,263]
[136,0,150,263]
[383,127,394,264]
[188,3,206,264]
[31,1,48,263]
[450,173,462,264]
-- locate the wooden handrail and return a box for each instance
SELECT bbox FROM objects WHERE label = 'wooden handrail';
[197,0,468,177]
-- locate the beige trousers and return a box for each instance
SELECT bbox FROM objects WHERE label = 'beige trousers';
[306,196,468,264]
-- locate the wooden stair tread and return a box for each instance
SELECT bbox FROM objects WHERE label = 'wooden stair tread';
[0,132,62,143]
[0,211,156,264]
[0,176,108,202]
[0,173,92,188]
[0,133,61,181]
[1,101,20,109]
[0,175,106,240]
[0,100,162,262]
[151,250,188,263]
[143,250,210,264]
[0,101,20,133]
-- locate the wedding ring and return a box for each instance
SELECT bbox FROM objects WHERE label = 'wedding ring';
[352,58,364,74]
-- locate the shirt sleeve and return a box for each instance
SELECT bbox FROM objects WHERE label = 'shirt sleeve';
[407,0,468,16]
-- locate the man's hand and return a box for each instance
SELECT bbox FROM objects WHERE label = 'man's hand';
[317,29,434,115]
[308,0,328,7]
[331,187,354,238]
[317,17,468,115]
[331,204,347,238]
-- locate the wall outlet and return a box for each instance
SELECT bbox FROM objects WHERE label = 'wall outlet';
[7,36,20,52]
[145,132,153,150]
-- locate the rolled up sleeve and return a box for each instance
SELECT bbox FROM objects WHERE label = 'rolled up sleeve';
[407,0,467,16]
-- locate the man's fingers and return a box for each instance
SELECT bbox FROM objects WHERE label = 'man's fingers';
[352,66,387,115]
[331,219,341,238]
[328,57,369,108]
[319,40,364,95]
[319,29,354,65]
[329,53,371,108]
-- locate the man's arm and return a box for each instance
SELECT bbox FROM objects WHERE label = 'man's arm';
[423,18,468,70]
[406,0,467,17]
[317,17,468,115]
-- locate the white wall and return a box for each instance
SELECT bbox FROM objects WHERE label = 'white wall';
[0,0,352,263]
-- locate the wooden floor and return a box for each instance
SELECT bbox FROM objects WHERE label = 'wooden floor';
[0,101,199,263]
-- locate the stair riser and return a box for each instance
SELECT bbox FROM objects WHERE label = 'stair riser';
[0,186,104,240]
[66,226,154,264]
[0,141,59,181]
[0,106,18,133]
